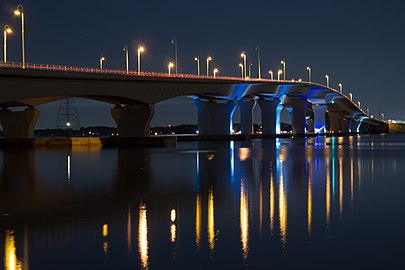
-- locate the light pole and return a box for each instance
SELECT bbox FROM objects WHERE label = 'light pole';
[213,68,219,78]
[239,64,244,78]
[99,57,105,70]
[171,37,178,74]
[325,75,329,87]
[349,93,353,101]
[256,45,261,79]
[269,70,273,80]
[281,60,286,81]
[3,25,12,63]
[123,45,129,73]
[277,70,282,81]
[248,62,252,79]
[194,56,200,76]
[381,113,385,121]
[241,51,247,79]
[14,5,25,68]
[206,56,212,76]
[357,101,361,109]
[168,62,174,76]
[339,83,343,94]
[137,46,144,73]
[306,66,311,82]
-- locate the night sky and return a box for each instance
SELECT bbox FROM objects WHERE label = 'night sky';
[1,0,404,128]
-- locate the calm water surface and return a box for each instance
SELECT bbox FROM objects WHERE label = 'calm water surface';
[1,135,405,269]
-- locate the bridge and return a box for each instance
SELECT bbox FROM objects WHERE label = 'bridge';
[0,62,386,139]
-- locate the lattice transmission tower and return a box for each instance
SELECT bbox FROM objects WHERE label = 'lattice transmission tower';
[55,98,81,130]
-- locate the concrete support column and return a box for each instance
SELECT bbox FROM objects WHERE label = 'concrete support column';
[289,97,309,135]
[313,104,328,133]
[258,98,280,135]
[194,99,236,135]
[0,107,40,139]
[237,99,256,135]
[328,111,341,133]
[111,104,155,137]
[341,117,350,134]
[350,118,361,133]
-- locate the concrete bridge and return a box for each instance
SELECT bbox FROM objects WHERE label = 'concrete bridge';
[0,64,386,139]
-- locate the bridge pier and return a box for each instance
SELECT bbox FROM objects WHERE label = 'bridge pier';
[287,96,309,135]
[194,99,236,135]
[312,104,328,133]
[0,107,40,139]
[258,98,280,135]
[111,104,155,137]
[237,99,256,135]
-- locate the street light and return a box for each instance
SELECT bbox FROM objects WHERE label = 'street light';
[338,83,343,94]
[206,56,212,76]
[168,62,174,76]
[277,69,283,81]
[14,4,25,68]
[123,45,129,73]
[241,51,247,79]
[213,68,219,78]
[239,63,244,78]
[357,101,361,109]
[306,66,311,82]
[248,62,252,79]
[99,57,105,70]
[3,25,12,63]
[171,37,178,74]
[137,46,145,73]
[281,60,286,80]
[256,45,261,79]
[194,56,200,76]
[381,113,385,121]
[325,75,329,87]
[349,93,353,101]
[269,70,273,80]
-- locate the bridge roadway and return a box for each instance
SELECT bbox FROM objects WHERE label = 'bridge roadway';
[0,63,386,139]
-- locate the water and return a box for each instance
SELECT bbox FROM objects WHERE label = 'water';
[1,135,405,269]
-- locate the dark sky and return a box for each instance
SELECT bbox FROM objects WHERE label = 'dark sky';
[1,0,404,128]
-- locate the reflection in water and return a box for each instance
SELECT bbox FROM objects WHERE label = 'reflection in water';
[326,158,331,228]
[240,179,249,260]
[128,204,132,252]
[171,209,177,243]
[67,155,71,182]
[195,193,201,250]
[4,230,24,270]
[351,156,354,208]
[339,154,344,216]
[269,168,275,234]
[279,163,287,246]
[308,173,312,236]
[102,224,109,255]
[207,187,215,253]
[138,203,149,270]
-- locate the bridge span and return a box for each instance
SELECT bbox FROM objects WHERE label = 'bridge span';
[0,64,386,139]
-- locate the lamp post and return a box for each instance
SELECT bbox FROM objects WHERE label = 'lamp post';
[349,93,353,101]
[277,70,282,81]
[14,4,25,68]
[213,68,218,79]
[325,75,329,87]
[306,66,311,82]
[256,45,261,79]
[168,62,174,76]
[171,37,178,74]
[137,46,144,73]
[99,57,105,70]
[194,56,200,76]
[248,62,252,79]
[357,101,361,109]
[206,56,212,76]
[123,45,129,73]
[269,70,273,80]
[281,60,286,80]
[3,25,12,63]
[239,64,244,78]
[241,51,247,79]
[339,83,343,94]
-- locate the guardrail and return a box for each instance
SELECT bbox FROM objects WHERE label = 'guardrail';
[0,61,284,82]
